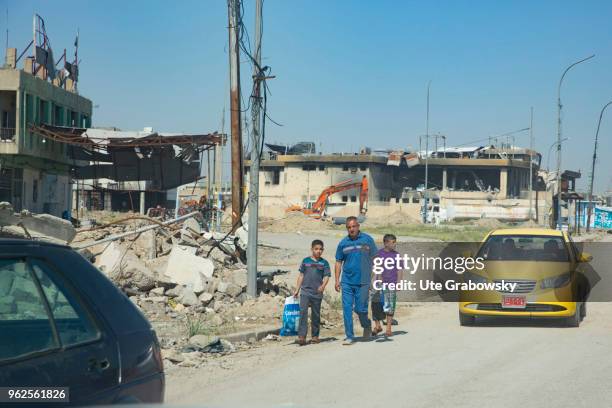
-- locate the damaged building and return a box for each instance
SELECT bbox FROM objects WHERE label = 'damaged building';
[246,144,548,223]
[33,125,225,216]
[0,44,91,216]
[1,17,224,218]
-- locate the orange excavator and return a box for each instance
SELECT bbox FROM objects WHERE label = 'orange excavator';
[287,176,368,218]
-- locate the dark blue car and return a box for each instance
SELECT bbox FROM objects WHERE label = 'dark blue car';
[0,239,165,405]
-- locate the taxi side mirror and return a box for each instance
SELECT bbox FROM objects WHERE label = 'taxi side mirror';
[579,252,593,263]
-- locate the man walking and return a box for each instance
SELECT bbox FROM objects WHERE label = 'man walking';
[335,216,377,345]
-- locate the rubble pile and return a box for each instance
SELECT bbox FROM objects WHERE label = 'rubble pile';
[74,213,320,368]
[2,205,344,368]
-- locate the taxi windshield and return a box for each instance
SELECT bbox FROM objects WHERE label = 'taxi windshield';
[478,235,570,262]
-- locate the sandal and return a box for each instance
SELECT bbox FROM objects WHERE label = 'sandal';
[310,337,320,344]
[372,327,383,336]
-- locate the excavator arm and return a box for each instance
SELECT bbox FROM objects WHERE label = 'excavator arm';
[287,176,368,218]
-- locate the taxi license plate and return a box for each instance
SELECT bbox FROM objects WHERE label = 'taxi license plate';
[502,295,526,309]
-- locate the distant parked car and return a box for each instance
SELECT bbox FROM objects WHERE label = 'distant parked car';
[0,239,164,405]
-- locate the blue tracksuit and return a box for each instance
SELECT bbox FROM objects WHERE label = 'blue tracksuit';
[335,232,377,339]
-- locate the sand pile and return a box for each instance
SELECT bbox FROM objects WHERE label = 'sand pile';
[363,211,419,227]
[259,212,335,233]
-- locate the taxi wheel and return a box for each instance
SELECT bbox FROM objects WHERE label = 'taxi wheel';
[566,307,581,328]
[459,312,475,326]
[579,301,587,321]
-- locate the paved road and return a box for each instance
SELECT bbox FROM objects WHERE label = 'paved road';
[166,302,612,408]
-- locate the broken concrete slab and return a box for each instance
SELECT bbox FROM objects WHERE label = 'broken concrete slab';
[0,202,19,227]
[0,202,76,243]
[164,245,214,294]
[21,213,77,243]
[224,268,248,287]
[162,348,185,364]
[97,243,156,291]
[144,296,167,303]
[119,255,157,291]
[178,289,198,307]
[198,292,214,305]
[225,283,243,298]
[97,241,123,274]
[165,285,184,298]
[205,277,220,295]
[221,325,281,344]
[217,281,229,294]
[208,314,223,326]
[182,217,201,235]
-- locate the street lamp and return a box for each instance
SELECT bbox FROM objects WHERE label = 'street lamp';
[423,80,431,224]
[555,54,595,230]
[546,138,569,172]
[586,101,612,232]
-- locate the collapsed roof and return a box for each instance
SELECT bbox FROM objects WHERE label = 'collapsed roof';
[30,124,225,190]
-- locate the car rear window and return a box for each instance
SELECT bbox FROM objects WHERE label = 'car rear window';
[478,235,570,262]
[0,258,59,362]
[30,259,101,348]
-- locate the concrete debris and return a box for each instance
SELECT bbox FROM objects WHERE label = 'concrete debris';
[61,210,309,363]
[162,348,185,364]
[97,241,123,274]
[225,282,243,297]
[165,285,184,298]
[198,292,214,305]
[217,281,229,294]
[188,335,218,349]
[264,334,280,341]
[21,213,77,243]
[117,254,157,291]
[0,202,76,243]
[165,245,215,293]
[208,314,223,326]
[183,336,235,354]
[177,289,199,307]
[144,296,167,303]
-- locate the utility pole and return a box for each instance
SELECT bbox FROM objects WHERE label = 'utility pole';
[246,0,264,298]
[215,108,224,232]
[555,55,595,230]
[228,0,244,229]
[529,107,534,221]
[206,150,211,200]
[586,101,612,232]
[423,80,431,224]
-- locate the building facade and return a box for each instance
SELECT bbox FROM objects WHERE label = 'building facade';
[0,59,92,216]
[246,146,546,222]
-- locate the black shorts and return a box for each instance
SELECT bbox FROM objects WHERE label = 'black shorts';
[371,291,386,321]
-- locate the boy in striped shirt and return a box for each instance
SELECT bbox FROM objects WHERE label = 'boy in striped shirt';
[294,239,331,345]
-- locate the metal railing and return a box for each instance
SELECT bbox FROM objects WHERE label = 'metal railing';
[0,128,16,141]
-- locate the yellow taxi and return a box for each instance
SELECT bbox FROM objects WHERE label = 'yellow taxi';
[459,228,592,327]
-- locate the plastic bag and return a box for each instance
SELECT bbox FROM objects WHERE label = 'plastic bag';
[280,296,300,336]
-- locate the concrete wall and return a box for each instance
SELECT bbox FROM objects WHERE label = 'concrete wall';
[440,196,547,222]
[249,155,543,223]
[248,163,371,207]
[21,167,70,217]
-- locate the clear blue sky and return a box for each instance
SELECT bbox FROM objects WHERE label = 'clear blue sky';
[3,0,612,193]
